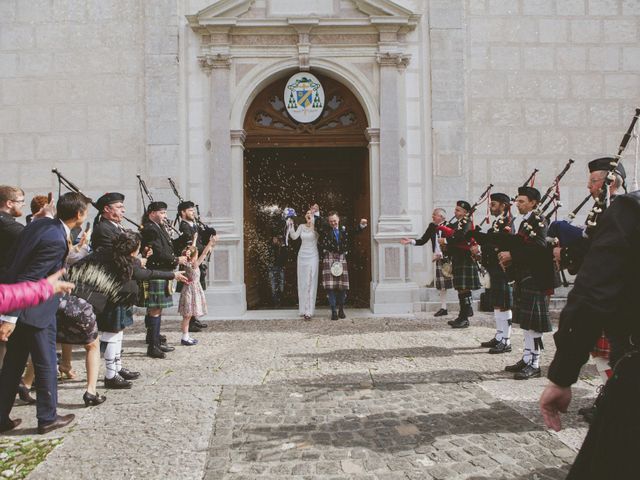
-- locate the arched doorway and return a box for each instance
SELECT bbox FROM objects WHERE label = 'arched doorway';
[243,72,371,310]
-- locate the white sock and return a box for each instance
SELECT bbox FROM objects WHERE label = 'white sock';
[522,330,532,364]
[593,357,612,383]
[115,337,123,373]
[104,342,118,379]
[182,333,190,341]
[530,331,543,368]
[493,309,503,341]
[439,290,447,309]
[497,310,512,345]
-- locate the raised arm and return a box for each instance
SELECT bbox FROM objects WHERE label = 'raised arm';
[196,236,216,267]
[288,223,303,240]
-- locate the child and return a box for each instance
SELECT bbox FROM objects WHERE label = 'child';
[178,235,216,345]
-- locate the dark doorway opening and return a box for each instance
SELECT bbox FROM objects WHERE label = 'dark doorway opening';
[243,147,371,310]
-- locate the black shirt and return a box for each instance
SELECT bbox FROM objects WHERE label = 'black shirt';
[0,211,24,272]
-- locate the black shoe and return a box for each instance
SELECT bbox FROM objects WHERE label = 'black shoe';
[578,405,597,424]
[434,308,448,317]
[17,383,36,405]
[489,341,512,354]
[37,414,75,434]
[480,338,499,348]
[338,307,345,319]
[147,345,166,359]
[188,323,203,333]
[450,318,469,329]
[193,318,208,329]
[514,364,541,380]
[159,343,175,353]
[505,359,527,372]
[118,368,140,380]
[0,418,21,433]
[104,374,132,389]
[83,391,106,407]
[331,310,338,321]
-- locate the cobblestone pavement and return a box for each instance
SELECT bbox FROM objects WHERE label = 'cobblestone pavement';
[0,311,598,479]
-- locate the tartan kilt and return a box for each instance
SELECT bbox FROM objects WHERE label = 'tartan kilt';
[451,253,481,291]
[485,267,513,310]
[434,259,454,290]
[97,305,133,333]
[138,279,174,308]
[512,278,551,333]
[322,252,349,291]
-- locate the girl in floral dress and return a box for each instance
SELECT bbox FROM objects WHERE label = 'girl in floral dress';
[178,235,216,345]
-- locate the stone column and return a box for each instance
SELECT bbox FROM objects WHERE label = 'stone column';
[197,54,246,317]
[371,53,418,314]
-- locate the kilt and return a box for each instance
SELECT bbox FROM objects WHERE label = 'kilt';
[435,258,454,290]
[97,305,134,333]
[139,279,174,308]
[322,252,349,290]
[451,253,481,291]
[485,267,513,309]
[512,277,551,333]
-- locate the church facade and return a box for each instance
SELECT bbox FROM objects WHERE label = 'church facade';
[1,0,638,315]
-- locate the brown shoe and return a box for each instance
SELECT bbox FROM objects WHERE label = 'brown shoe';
[37,414,75,434]
[0,418,22,433]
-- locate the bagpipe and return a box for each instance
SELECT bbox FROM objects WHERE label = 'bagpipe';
[52,168,142,230]
[167,177,217,246]
[453,183,494,233]
[136,174,181,237]
[584,108,640,238]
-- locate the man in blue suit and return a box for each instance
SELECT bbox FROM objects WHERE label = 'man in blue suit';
[0,192,90,434]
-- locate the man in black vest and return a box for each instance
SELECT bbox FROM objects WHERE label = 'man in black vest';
[91,192,127,251]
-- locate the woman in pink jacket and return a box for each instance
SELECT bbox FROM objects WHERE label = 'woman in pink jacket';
[0,270,74,315]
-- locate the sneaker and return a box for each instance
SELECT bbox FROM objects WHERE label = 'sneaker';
[181,338,198,346]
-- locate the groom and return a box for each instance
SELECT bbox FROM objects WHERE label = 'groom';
[313,205,368,320]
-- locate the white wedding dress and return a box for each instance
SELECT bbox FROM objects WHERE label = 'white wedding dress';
[288,224,319,316]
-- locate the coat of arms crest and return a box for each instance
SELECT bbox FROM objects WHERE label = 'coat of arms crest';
[284,73,325,123]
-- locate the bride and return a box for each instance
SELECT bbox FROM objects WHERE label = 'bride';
[286,209,319,320]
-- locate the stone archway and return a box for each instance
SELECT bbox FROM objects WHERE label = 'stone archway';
[241,72,372,309]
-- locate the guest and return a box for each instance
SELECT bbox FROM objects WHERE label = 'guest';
[178,235,216,345]
[0,270,74,314]
[26,195,49,224]
[0,192,90,434]
[268,235,288,307]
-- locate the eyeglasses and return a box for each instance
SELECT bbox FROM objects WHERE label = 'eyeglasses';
[10,198,25,205]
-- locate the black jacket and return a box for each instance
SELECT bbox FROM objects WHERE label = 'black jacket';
[315,216,365,256]
[91,218,123,252]
[414,222,448,252]
[548,191,640,387]
[141,221,179,271]
[0,211,23,272]
[507,214,555,290]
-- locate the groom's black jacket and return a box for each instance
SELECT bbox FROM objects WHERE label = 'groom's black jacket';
[315,216,365,256]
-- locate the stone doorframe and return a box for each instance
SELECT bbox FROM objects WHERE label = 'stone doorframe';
[187,1,421,315]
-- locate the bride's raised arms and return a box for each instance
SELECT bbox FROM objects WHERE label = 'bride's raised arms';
[286,216,303,240]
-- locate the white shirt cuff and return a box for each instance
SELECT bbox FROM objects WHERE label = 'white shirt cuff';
[411,239,416,245]
[0,315,18,324]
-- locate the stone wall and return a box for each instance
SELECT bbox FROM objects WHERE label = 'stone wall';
[463,0,640,219]
[0,0,150,216]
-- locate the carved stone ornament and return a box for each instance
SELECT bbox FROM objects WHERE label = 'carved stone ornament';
[376,52,411,69]
[198,54,232,73]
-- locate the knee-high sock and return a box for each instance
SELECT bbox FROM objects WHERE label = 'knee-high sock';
[530,330,543,368]
[439,290,447,310]
[522,330,533,364]
[115,336,123,372]
[104,342,118,379]
[493,309,503,341]
[497,310,512,345]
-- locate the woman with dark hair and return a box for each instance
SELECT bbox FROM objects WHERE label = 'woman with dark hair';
[75,231,187,401]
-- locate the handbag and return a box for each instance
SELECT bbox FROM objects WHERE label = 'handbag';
[56,295,98,345]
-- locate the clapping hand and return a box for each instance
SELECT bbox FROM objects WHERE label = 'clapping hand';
[46,269,75,295]
[33,194,56,219]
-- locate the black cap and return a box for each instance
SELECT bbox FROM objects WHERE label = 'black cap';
[95,192,125,212]
[147,201,168,213]
[490,193,511,204]
[456,200,471,211]
[588,157,626,179]
[517,186,541,202]
[178,201,195,212]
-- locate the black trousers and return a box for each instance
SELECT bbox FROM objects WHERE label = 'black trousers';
[567,350,640,479]
[0,321,58,425]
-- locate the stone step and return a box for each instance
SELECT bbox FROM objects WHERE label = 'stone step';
[413,296,567,313]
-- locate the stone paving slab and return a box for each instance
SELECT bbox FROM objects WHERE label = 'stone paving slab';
[0,313,597,479]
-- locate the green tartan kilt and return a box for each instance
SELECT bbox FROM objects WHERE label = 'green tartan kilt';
[138,279,174,309]
[512,277,551,333]
[486,267,513,310]
[452,253,481,291]
[97,305,134,333]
